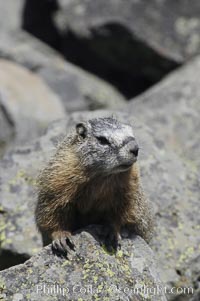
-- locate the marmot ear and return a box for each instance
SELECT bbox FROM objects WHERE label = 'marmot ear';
[76,123,87,138]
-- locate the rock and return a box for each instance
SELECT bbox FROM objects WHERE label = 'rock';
[54,0,200,61]
[128,57,200,171]
[0,59,65,153]
[0,117,70,270]
[0,108,198,299]
[0,30,65,77]
[0,30,125,112]
[0,0,125,111]
[22,0,61,51]
[0,0,22,32]
[0,96,14,157]
[25,0,200,96]
[125,57,200,300]
[0,230,167,301]
[38,63,125,112]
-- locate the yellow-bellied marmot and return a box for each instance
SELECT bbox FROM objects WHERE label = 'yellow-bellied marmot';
[35,117,153,256]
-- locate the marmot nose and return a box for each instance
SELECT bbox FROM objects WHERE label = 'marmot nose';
[129,142,139,157]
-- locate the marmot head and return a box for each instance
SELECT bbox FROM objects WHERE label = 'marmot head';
[74,117,139,176]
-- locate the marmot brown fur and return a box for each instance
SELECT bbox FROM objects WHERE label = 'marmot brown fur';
[35,117,153,256]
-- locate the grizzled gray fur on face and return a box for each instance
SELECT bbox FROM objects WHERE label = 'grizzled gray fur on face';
[75,117,139,175]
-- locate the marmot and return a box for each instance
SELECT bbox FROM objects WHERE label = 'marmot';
[35,117,153,256]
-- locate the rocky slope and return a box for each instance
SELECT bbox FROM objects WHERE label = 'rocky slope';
[0,106,199,300]
[0,1,199,301]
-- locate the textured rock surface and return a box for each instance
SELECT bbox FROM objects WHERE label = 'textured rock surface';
[0,59,65,153]
[0,231,167,301]
[0,106,198,299]
[128,57,200,171]
[0,95,14,157]
[24,0,190,96]
[0,0,22,32]
[0,30,125,112]
[126,58,200,300]
[55,0,200,62]
[0,117,71,269]
[24,0,200,96]
[38,61,125,112]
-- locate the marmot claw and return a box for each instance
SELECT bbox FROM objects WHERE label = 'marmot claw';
[52,236,76,258]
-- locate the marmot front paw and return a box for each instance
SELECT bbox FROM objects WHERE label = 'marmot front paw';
[100,226,121,252]
[51,232,76,258]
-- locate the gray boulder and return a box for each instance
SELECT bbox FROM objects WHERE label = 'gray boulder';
[0,117,70,270]
[0,30,125,112]
[38,60,125,112]
[55,0,200,61]
[0,0,22,32]
[24,0,189,96]
[125,57,200,300]
[24,0,200,96]
[128,57,200,171]
[0,230,166,301]
[0,96,14,157]
[0,59,65,154]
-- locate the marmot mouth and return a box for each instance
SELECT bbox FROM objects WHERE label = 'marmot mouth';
[120,163,133,168]
[117,162,135,171]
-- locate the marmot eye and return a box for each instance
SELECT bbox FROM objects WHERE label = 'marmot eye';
[96,136,110,145]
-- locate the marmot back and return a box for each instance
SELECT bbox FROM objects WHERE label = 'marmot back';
[36,117,153,256]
